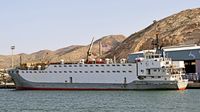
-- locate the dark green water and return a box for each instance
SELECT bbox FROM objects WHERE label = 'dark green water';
[0,89,199,112]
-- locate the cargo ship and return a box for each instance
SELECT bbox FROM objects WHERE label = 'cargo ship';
[8,49,188,90]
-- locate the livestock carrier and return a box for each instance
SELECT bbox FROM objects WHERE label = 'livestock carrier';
[8,49,188,90]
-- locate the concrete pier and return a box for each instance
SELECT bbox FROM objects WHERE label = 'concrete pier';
[187,82,200,89]
[0,83,15,89]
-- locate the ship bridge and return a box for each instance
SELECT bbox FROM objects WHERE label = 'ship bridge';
[128,44,200,81]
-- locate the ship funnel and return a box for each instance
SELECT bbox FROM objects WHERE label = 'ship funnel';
[60,59,64,64]
[105,58,110,64]
[27,65,30,70]
[79,59,85,64]
[37,65,41,70]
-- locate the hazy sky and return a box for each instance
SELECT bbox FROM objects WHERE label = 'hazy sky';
[0,0,200,55]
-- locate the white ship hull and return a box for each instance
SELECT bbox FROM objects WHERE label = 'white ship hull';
[9,70,188,90]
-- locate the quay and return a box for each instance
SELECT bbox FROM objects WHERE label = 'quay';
[0,83,15,89]
[187,82,200,89]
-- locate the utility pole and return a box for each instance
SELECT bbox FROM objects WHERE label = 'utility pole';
[11,45,15,68]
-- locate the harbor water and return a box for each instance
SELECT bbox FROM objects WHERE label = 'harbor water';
[0,89,200,112]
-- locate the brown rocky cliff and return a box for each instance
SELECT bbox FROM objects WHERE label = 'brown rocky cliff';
[0,35,126,69]
[105,8,200,60]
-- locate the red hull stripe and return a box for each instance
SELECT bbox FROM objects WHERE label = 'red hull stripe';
[178,87,186,90]
[16,87,128,91]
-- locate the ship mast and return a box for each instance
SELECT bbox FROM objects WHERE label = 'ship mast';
[152,20,161,53]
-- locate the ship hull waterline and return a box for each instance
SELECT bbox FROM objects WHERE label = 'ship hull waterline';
[10,72,188,91]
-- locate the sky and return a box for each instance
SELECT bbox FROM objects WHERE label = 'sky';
[0,0,200,55]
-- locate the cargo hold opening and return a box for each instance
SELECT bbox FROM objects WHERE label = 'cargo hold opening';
[184,60,196,73]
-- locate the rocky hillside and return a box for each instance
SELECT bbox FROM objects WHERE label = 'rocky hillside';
[105,8,200,60]
[0,35,126,69]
